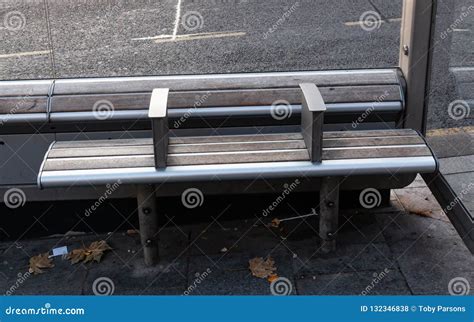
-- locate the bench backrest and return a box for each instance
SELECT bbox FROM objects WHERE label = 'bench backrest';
[0,69,404,130]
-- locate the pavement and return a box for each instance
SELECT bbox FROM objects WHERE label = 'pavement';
[1,175,472,295]
[427,126,474,215]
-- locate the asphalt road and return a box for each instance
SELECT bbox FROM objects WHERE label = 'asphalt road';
[0,0,472,128]
[0,0,405,79]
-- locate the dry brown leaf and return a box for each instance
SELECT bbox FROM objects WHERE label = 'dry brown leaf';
[249,256,276,278]
[267,274,279,283]
[126,229,139,236]
[29,253,54,275]
[67,240,112,264]
[270,218,281,228]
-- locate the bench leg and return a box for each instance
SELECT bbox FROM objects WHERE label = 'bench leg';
[136,184,159,266]
[319,177,341,253]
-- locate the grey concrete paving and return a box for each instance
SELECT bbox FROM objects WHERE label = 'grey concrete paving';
[0,177,472,296]
[427,127,474,215]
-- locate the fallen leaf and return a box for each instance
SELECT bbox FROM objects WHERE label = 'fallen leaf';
[67,240,112,264]
[29,253,54,275]
[249,256,276,278]
[126,229,139,236]
[267,274,279,283]
[270,218,281,228]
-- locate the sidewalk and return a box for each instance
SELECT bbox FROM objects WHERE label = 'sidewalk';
[1,176,472,296]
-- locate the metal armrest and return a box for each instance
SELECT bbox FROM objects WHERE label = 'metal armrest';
[149,88,169,168]
[300,83,326,163]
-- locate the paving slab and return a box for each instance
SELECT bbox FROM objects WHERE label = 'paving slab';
[189,218,283,256]
[0,238,87,295]
[376,209,474,295]
[439,155,474,175]
[296,269,411,295]
[186,250,294,295]
[386,237,473,295]
[394,186,450,222]
[443,172,474,214]
[83,255,188,295]
[291,237,393,277]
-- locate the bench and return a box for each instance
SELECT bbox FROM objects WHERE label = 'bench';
[36,82,437,266]
[0,69,406,191]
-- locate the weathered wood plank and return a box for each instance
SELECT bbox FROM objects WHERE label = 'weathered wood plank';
[52,70,399,95]
[323,146,431,160]
[48,135,424,159]
[0,97,48,114]
[323,136,423,147]
[53,133,304,148]
[51,131,421,150]
[43,145,431,171]
[42,149,310,170]
[52,138,154,149]
[48,140,307,158]
[50,85,402,112]
[324,129,416,138]
[170,133,304,144]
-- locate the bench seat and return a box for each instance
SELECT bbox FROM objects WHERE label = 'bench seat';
[38,129,436,188]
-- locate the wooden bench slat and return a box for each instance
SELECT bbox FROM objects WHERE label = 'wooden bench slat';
[52,133,304,148]
[42,144,432,171]
[0,97,48,114]
[52,129,418,149]
[50,85,402,112]
[47,134,424,159]
[324,129,416,138]
[51,70,399,95]
[170,133,304,144]
[48,140,307,158]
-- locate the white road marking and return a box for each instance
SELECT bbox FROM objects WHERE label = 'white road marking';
[133,31,245,43]
[453,29,470,32]
[172,0,183,40]
[0,50,50,59]
[344,17,402,26]
[154,31,245,43]
[132,0,247,43]
[132,0,245,44]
